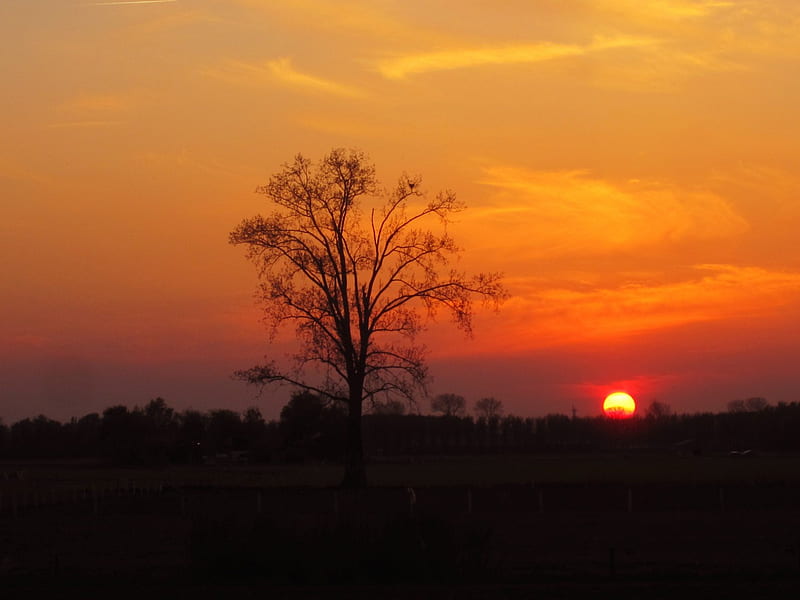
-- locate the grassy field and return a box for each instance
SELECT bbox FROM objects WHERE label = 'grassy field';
[3,452,800,490]
[3,454,800,596]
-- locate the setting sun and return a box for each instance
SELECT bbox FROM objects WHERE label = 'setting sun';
[603,392,636,419]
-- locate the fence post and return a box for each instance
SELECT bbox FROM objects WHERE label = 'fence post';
[796,537,800,570]
[538,488,544,513]
[627,487,633,513]
[609,547,616,578]
[467,488,473,514]
[407,487,416,516]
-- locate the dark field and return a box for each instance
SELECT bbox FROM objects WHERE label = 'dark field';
[2,454,800,598]
[6,452,800,488]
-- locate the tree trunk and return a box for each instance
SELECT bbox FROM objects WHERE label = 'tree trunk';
[341,395,367,488]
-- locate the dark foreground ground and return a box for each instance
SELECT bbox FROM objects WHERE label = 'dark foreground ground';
[2,455,800,598]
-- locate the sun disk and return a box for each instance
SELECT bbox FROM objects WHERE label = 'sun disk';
[603,392,636,419]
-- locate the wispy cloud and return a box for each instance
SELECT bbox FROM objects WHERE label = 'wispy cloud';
[595,0,734,20]
[712,2,800,60]
[204,58,363,98]
[293,113,387,139]
[0,156,47,184]
[589,0,800,81]
[51,91,140,129]
[468,167,747,258]
[232,0,438,44]
[583,42,743,92]
[493,264,800,350]
[267,58,363,97]
[714,165,800,217]
[61,92,136,113]
[376,35,657,79]
[90,1,178,6]
[45,120,123,129]
[142,150,252,181]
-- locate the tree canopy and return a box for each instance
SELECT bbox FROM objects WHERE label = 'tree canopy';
[230,148,505,486]
[474,397,504,420]
[431,393,467,417]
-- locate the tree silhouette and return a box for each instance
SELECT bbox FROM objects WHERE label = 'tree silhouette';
[279,390,327,445]
[0,419,7,455]
[100,405,147,464]
[727,399,747,413]
[431,393,467,417]
[230,149,504,487]
[728,397,770,413]
[645,400,672,419]
[474,397,503,419]
[144,397,175,429]
[242,406,267,441]
[139,398,177,464]
[70,413,101,456]
[745,397,769,412]
[279,390,345,460]
[372,399,406,416]
[207,409,242,454]
[178,409,207,463]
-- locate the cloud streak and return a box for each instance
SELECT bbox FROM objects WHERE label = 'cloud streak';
[489,264,800,352]
[232,0,439,45]
[91,1,178,6]
[376,35,656,79]
[61,92,137,113]
[595,0,734,20]
[45,120,123,129]
[467,167,748,258]
[205,58,363,98]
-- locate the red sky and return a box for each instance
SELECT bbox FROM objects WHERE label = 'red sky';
[2,0,800,422]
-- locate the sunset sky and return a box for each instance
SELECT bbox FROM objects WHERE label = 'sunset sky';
[2,0,799,423]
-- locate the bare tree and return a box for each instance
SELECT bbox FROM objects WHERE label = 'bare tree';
[727,399,747,413]
[474,396,503,419]
[431,393,467,417]
[371,399,406,416]
[728,397,770,413]
[645,400,672,419]
[744,397,769,412]
[230,149,504,487]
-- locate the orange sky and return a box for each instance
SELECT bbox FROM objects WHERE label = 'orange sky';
[2,0,799,422]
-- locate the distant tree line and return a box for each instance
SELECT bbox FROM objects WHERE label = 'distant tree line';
[1,394,799,463]
[0,398,278,465]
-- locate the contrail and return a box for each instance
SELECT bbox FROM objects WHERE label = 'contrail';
[92,1,178,6]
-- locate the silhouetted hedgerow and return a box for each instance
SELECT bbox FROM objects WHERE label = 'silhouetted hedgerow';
[2,396,800,462]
